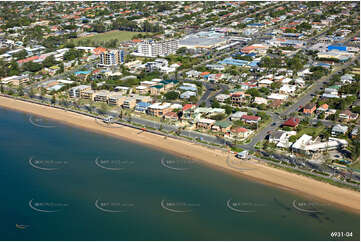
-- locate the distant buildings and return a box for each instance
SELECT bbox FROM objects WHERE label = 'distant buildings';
[136,40,179,57]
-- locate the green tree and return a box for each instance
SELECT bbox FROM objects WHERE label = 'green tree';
[17,85,24,96]
[51,95,56,104]
[164,91,179,100]
[211,100,220,108]
[246,88,261,97]
[99,102,109,114]
[43,55,57,68]
[23,61,42,72]
[289,135,297,143]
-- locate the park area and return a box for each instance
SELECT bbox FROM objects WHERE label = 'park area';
[70,30,140,45]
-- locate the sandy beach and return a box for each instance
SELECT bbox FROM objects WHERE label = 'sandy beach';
[0,96,359,213]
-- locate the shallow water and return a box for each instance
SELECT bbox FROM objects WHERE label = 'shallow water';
[0,107,359,241]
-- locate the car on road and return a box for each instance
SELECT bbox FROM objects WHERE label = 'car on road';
[272,123,276,126]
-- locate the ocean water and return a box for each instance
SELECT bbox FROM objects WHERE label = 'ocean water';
[0,107,359,241]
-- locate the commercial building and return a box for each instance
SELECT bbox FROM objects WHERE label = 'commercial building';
[136,40,179,57]
[179,31,227,49]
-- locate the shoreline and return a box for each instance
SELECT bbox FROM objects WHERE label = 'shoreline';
[0,96,359,213]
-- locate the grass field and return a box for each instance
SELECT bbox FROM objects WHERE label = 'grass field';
[70,31,140,44]
[350,160,360,171]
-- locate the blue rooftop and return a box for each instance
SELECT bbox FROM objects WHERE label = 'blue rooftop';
[136,102,151,108]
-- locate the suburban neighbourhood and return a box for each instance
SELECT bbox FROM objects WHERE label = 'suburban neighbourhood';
[0,1,360,186]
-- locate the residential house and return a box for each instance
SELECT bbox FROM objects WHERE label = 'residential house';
[228,127,252,139]
[150,84,165,95]
[270,99,283,109]
[331,124,348,136]
[135,85,149,95]
[280,84,296,95]
[254,97,268,105]
[135,102,151,113]
[258,79,273,87]
[339,110,359,121]
[317,103,329,113]
[197,118,216,129]
[267,93,288,101]
[303,103,316,115]
[215,94,230,102]
[164,111,179,121]
[114,86,130,94]
[323,86,340,99]
[212,120,232,133]
[340,74,354,84]
[230,111,247,121]
[241,115,261,124]
[182,104,197,119]
[350,127,359,138]
[283,117,300,128]
[269,130,288,144]
[160,79,178,90]
[180,91,197,99]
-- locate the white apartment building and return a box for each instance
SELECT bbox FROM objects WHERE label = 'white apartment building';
[137,40,179,57]
[99,49,124,67]
[68,85,91,98]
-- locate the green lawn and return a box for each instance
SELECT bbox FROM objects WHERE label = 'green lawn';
[295,125,326,139]
[350,160,360,171]
[70,31,140,45]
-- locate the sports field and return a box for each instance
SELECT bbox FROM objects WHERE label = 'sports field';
[71,30,140,44]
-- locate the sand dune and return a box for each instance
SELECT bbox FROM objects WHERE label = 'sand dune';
[0,96,359,213]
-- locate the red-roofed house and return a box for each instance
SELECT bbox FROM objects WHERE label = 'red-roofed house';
[241,115,261,124]
[164,111,178,121]
[182,104,196,119]
[303,103,316,115]
[229,127,252,139]
[17,56,39,65]
[182,104,196,112]
[317,103,329,113]
[283,117,300,128]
